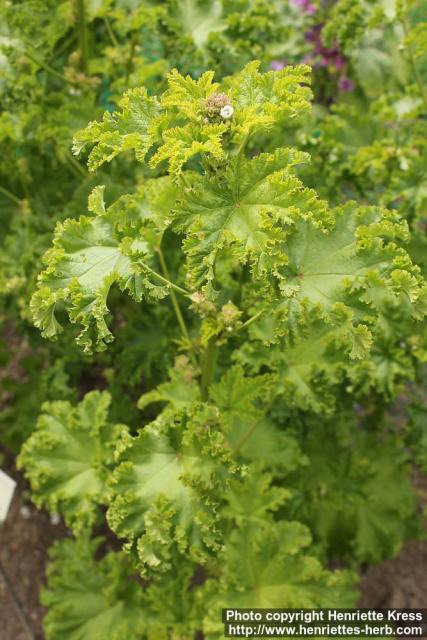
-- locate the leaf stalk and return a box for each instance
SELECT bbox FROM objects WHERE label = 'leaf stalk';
[75,0,89,73]
[157,248,199,368]
[200,337,218,401]
[0,185,22,206]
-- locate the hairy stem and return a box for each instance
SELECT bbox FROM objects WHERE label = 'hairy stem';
[75,0,89,72]
[157,248,198,367]
[200,337,218,401]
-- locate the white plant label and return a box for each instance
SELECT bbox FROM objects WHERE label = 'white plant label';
[0,469,16,522]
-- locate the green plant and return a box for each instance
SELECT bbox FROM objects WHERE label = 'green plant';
[1,0,426,637]
[17,60,427,638]
[0,0,313,456]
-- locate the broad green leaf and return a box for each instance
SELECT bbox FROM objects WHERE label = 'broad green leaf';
[174,148,329,288]
[222,464,291,526]
[138,357,200,411]
[73,87,160,171]
[107,404,240,575]
[18,391,127,533]
[31,182,174,352]
[202,521,357,638]
[288,413,420,562]
[210,365,305,472]
[42,537,148,640]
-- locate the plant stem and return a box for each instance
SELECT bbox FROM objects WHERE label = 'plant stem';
[103,17,119,48]
[17,169,31,201]
[200,337,218,401]
[238,309,264,332]
[54,31,77,58]
[142,261,190,297]
[64,158,82,180]
[75,0,88,73]
[65,150,87,178]
[157,248,198,367]
[233,133,250,158]
[409,53,427,114]
[24,49,73,85]
[125,36,136,84]
[0,185,21,206]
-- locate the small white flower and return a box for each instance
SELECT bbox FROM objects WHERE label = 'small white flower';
[220,105,234,119]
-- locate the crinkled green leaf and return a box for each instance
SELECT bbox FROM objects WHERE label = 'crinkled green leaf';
[288,412,421,562]
[42,537,148,640]
[202,521,357,638]
[31,182,175,352]
[138,357,200,411]
[73,87,160,171]
[107,404,240,575]
[174,148,329,289]
[210,365,305,472]
[222,464,291,526]
[18,391,128,533]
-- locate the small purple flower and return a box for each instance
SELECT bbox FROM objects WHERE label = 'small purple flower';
[338,76,354,92]
[292,0,317,13]
[333,53,345,70]
[270,60,286,71]
[305,24,322,43]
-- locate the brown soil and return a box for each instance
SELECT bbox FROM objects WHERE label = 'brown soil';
[359,540,427,608]
[359,472,427,609]
[0,463,68,640]
[1,466,426,639]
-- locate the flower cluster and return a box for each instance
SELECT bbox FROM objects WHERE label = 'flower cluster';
[304,24,354,92]
[204,92,234,121]
[292,0,316,15]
